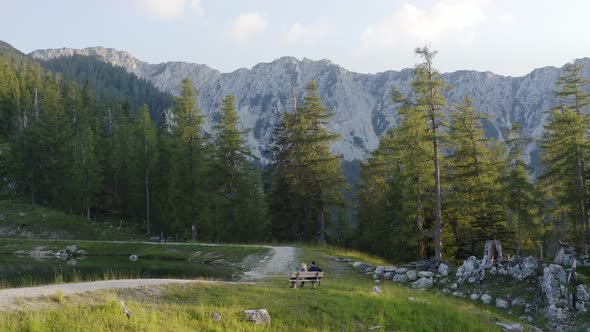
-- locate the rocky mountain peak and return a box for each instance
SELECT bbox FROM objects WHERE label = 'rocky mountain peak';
[28,46,590,165]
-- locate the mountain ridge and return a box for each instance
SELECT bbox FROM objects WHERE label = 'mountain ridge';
[29,46,590,163]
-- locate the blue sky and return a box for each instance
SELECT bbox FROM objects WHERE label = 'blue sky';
[2,0,590,76]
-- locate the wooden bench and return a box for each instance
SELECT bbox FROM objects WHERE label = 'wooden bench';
[288,271,324,288]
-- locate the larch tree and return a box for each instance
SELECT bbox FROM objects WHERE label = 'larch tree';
[170,79,211,241]
[446,97,508,256]
[411,46,447,261]
[540,62,590,253]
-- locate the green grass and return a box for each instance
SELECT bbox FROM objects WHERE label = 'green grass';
[0,200,144,240]
[0,246,531,332]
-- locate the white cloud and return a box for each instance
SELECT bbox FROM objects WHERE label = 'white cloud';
[281,20,331,45]
[227,12,267,44]
[361,0,487,49]
[135,0,204,21]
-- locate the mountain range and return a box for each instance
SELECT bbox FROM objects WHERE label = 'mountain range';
[30,46,590,164]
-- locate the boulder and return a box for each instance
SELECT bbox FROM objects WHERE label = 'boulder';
[384,266,397,272]
[212,312,222,322]
[481,294,492,304]
[452,291,466,298]
[455,256,485,282]
[395,267,408,274]
[244,309,271,325]
[372,274,379,279]
[406,270,418,281]
[392,274,408,283]
[411,277,433,289]
[418,271,434,278]
[553,248,574,267]
[508,256,537,280]
[371,286,382,294]
[511,297,526,307]
[442,288,451,294]
[383,272,394,280]
[576,284,589,312]
[544,304,567,322]
[438,263,450,276]
[352,262,375,273]
[495,322,524,332]
[374,265,385,276]
[496,298,510,309]
[341,258,352,263]
[129,254,139,261]
[470,293,480,301]
[65,245,80,257]
[467,277,476,284]
[541,264,568,307]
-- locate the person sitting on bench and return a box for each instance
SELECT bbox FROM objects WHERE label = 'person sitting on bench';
[301,261,321,287]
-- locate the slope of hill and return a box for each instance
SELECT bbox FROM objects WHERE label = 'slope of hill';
[39,54,174,119]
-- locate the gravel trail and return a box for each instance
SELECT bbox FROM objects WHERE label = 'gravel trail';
[243,246,299,280]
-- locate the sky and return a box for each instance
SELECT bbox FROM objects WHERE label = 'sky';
[2,0,590,77]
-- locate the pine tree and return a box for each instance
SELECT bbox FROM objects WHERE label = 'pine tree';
[503,123,539,256]
[169,79,211,240]
[446,97,508,256]
[411,46,447,261]
[298,81,347,244]
[540,62,590,253]
[270,81,346,243]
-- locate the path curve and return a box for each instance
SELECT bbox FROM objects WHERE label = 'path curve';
[0,245,298,309]
[243,246,299,280]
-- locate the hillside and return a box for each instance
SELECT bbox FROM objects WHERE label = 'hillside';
[39,54,174,119]
[31,46,590,164]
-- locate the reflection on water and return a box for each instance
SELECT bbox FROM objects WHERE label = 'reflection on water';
[0,254,236,288]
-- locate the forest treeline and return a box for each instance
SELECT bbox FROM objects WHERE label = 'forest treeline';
[0,44,588,262]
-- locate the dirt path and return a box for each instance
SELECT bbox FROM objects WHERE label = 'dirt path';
[0,245,298,309]
[243,246,299,280]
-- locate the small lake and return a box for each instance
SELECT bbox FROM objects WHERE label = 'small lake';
[0,255,238,289]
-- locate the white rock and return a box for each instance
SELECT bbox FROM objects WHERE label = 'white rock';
[495,322,524,332]
[481,294,492,304]
[452,291,466,298]
[511,297,526,307]
[244,309,271,325]
[371,286,382,294]
[470,293,480,301]
[496,298,510,309]
[417,271,434,278]
[438,263,450,276]
[374,265,385,276]
[406,270,418,281]
[411,277,433,289]
[395,267,408,274]
[392,274,408,283]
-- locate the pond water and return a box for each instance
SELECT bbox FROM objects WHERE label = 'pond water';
[0,255,237,289]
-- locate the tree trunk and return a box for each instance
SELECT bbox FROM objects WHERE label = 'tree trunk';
[576,156,588,255]
[144,132,151,237]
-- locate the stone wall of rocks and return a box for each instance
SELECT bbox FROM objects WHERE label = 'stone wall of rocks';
[330,251,590,332]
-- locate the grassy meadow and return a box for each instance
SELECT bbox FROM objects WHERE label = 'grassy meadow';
[0,246,528,332]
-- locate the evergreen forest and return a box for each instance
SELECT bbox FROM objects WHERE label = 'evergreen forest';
[1,43,589,263]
